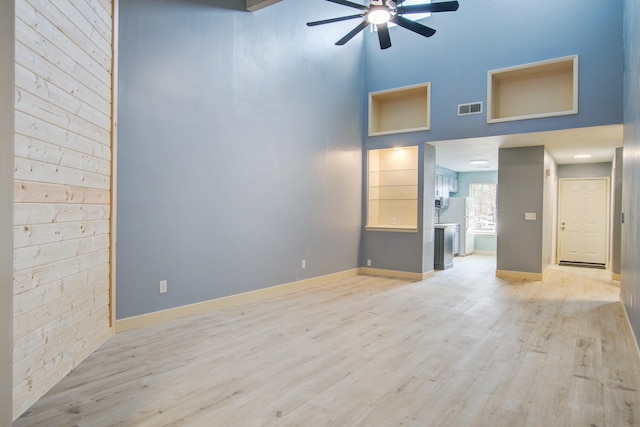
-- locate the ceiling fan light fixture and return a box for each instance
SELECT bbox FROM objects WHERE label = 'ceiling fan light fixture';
[368,6,391,25]
[307,0,459,49]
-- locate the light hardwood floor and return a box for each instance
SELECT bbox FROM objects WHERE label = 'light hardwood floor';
[15,256,640,426]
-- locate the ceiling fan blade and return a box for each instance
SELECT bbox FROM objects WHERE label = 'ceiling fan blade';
[377,22,392,50]
[397,1,459,14]
[307,14,364,27]
[335,20,369,45]
[325,0,368,10]
[393,15,437,38]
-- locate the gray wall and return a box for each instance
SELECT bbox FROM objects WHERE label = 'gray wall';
[612,148,623,275]
[116,0,364,319]
[542,150,558,270]
[422,144,437,272]
[497,146,545,274]
[622,0,640,346]
[557,162,612,178]
[0,0,13,423]
[360,143,436,274]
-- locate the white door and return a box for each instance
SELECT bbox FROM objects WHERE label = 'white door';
[558,179,609,265]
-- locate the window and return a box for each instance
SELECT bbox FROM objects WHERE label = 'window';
[469,183,497,234]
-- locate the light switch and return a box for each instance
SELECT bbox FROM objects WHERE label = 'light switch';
[525,212,536,221]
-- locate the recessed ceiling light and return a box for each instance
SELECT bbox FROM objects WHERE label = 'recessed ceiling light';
[469,159,488,165]
[574,154,592,159]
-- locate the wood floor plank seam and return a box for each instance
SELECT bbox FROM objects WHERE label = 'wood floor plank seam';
[14,256,640,427]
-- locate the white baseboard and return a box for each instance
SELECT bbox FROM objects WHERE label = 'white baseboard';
[620,300,640,365]
[116,268,359,332]
[359,267,434,281]
[496,269,544,281]
[472,250,496,256]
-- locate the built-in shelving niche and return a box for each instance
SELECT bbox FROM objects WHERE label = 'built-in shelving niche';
[369,83,431,136]
[487,55,578,123]
[366,146,419,232]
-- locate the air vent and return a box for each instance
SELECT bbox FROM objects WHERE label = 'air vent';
[458,102,483,116]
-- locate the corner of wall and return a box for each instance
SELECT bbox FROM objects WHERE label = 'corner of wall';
[0,0,14,423]
[497,146,545,275]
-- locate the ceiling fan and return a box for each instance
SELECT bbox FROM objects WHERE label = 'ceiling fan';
[307,0,459,50]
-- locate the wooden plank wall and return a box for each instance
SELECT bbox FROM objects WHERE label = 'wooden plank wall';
[13,0,114,418]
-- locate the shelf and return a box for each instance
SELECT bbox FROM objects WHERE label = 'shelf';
[367,146,419,229]
[368,83,431,136]
[369,185,417,201]
[365,225,419,233]
[487,55,578,123]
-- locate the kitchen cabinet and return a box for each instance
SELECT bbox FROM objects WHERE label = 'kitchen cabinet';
[435,173,458,206]
[450,177,459,193]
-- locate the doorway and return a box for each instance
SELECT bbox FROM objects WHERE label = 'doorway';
[557,178,609,267]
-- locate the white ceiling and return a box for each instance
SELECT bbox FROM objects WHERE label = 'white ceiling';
[431,124,624,172]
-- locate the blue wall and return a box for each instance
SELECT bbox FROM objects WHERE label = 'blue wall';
[116,0,631,318]
[621,0,640,347]
[117,0,365,318]
[363,0,624,145]
[455,171,498,252]
[360,0,623,271]
[454,171,498,197]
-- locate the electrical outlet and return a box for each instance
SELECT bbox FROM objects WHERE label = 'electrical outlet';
[159,280,168,294]
[367,259,372,267]
[525,212,536,221]
[301,259,306,269]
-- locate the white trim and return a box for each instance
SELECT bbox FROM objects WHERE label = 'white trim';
[621,300,640,366]
[487,55,579,124]
[368,82,431,136]
[496,269,543,281]
[365,226,419,233]
[246,0,282,11]
[360,267,434,281]
[472,250,496,256]
[116,269,359,332]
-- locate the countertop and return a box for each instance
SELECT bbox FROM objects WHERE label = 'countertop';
[435,223,459,228]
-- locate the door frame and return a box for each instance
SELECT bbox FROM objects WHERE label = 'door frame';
[556,177,611,268]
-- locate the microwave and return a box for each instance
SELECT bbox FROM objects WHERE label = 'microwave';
[435,197,448,208]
